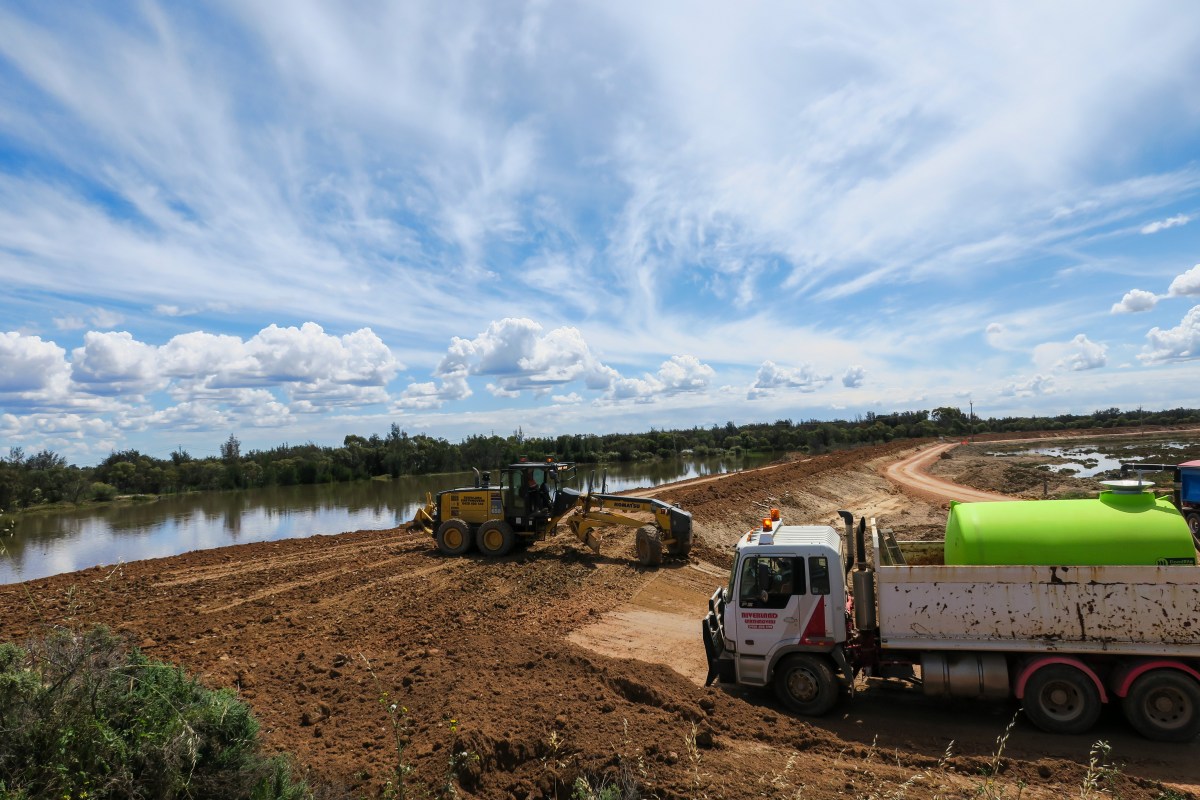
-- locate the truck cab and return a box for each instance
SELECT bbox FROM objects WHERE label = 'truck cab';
[704,516,848,697]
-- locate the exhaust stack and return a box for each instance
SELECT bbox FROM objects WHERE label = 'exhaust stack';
[851,516,878,631]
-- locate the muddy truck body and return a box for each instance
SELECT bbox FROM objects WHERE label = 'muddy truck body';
[702,484,1200,741]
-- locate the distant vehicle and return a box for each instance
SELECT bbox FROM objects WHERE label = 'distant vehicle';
[406,460,692,565]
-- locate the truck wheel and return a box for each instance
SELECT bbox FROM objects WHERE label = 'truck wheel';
[635,525,663,567]
[435,519,473,556]
[476,520,516,557]
[1186,512,1199,544]
[774,654,838,716]
[1123,670,1200,742]
[1023,665,1101,735]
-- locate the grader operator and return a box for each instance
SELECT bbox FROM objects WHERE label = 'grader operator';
[406,460,692,566]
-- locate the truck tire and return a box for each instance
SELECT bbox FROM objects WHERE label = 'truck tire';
[635,525,663,567]
[1022,665,1101,735]
[476,520,517,557]
[435,519,473,556]
[1185,512,1199,546]
[774,654,838,716]
[1122,670,1200,742]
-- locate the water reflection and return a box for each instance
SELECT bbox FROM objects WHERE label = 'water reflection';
[1,456,771,583]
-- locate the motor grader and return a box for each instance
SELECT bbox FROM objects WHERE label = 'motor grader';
[406,460,692,566]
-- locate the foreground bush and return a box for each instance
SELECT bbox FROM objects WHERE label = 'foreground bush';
[0,627,308,800]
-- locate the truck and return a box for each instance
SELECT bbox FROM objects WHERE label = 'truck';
[407,460,693,565]
[702,483,1200,741]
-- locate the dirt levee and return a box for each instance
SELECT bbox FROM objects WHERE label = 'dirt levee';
[2,440,1195,798]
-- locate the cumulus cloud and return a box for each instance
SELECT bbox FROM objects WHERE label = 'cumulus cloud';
[0,332,71,395]
[605,355,716,402]
[408,318,715,407]
[747,360,832,399]
[1168,264,1200,297]
[1111,289,1158,314]
[1000,374,1055,397]
[842,365,866,388]
[1139,305,1200,363]
[1141,214,1191,234]
[71,331,162,395]
[1032,334,1108,372]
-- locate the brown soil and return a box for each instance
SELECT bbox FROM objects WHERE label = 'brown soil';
[2,438,1196,799]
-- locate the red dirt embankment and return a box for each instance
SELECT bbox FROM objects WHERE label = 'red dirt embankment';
[1,439,1195,799]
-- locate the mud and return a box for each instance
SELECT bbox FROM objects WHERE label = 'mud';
[1,439,1196,799]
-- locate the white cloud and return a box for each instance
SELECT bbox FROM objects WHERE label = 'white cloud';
[603,355,716,402]
[1000,374,1055,397]
[53,307,125,331]
[1110,289,1158,314]
[842,365,866,388]
[71,331,162,396]
[0,332,71,395]
[1168,264,1200,297]
[747,360,832,399]
[418,317,714,405]
[1032,334,1107,372]
[1139,305,1200,363]
[1141,213,1191,234]
[552,392,582,405]
[1061,334,1107,371]
[655,355,715,394]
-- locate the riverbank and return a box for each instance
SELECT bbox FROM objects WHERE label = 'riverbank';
[1,438,1195,799]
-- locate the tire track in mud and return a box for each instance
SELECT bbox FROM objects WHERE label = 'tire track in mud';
[153,531,405,588]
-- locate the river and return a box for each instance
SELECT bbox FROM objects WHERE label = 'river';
[0,455,772,583]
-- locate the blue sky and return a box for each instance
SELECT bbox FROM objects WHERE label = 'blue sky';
[1,1,1199,465]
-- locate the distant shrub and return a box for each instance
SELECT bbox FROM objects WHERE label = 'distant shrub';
[0,627,309,800]
[89,482,118,501]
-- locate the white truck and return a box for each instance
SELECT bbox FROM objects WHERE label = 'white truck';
[702,501,1200,741]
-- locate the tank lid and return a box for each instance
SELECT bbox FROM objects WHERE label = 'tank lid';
[1099,479,1154,494]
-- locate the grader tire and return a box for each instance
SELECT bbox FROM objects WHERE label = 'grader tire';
[666,524,693,558]
[635,525,663,567]
[435,519,473,556]
[476,520,517,557]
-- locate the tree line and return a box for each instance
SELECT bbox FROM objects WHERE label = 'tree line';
[2,406,1197,512]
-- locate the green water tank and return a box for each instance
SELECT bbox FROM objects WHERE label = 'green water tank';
[944,483,1197,566]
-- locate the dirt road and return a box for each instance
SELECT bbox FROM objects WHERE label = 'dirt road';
[883,441,1012,503]
[1,439,1195,799]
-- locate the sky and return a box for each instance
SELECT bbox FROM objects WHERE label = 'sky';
[1,1,1199,466]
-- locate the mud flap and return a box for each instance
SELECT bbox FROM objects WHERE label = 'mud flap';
[702,616,733,686]
[831,645,856,697]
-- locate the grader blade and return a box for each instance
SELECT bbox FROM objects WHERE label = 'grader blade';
[406,493,436,534]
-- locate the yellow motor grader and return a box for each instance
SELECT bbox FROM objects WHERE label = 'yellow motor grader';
[406,460,692,566]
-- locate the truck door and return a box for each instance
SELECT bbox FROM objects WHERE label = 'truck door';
[730,554,831,685]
